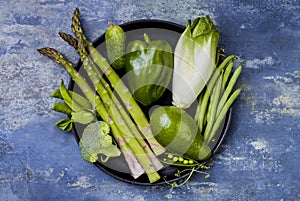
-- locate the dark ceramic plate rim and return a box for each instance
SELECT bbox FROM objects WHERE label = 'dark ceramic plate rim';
[69,19,232,186]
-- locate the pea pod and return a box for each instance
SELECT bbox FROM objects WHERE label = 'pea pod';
[50,88,62,99]
[125,33,173,106]
[71,110,96,124]
[51,102,72,116]
[52,86,92,110]
[59,79,83,112]
[105,22,126,70]
[55,118,73,132]
[69,90,93,110]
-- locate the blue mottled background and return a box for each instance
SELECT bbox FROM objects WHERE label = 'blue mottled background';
[0,0,299,200]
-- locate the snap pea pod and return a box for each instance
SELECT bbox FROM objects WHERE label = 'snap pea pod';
[69,90,92,110]
[216,64,242,116]
[160,153,201,167]
[51,86,93,110]
[59,79,83,112]
[51,102,72,116]
[50,88,62,99]
[55,118,73,132]
[71,110,95,124]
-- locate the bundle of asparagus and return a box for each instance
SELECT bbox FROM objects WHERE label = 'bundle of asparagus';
[38,8,165,183]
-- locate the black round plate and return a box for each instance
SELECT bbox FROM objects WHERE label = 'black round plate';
[69,19,232,186]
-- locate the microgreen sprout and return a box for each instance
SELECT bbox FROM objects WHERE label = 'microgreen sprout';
[163,166,210,188]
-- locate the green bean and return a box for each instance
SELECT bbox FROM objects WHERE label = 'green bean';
[51,102,72,116]
[222,61,234,88]
[207,55,237,94]
[195,55,236,132]
[203,75,223,140]
[205,88,242,143]
[194,92,204,123]
[216,64,242,116]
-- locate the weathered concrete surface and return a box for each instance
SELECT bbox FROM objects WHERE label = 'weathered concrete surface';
[0,0,299,200]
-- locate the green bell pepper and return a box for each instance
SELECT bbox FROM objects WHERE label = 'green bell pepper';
[125,33,173,106]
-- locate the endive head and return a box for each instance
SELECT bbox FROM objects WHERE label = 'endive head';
[172,16,219,109]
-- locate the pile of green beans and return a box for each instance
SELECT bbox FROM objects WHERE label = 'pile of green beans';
[194,55,242,144]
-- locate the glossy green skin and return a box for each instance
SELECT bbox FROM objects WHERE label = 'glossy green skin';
[150,106,211,161]
[125,35,173,106]
[105,24,126,70]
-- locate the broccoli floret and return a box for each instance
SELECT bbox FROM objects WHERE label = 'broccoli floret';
[79,121,121,163]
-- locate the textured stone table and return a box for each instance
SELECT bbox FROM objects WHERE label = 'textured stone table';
[0,0,299,200]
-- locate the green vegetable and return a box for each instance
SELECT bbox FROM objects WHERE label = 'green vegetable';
[75,37,163,180]
[172,16,219,109]
[105,22,126,70]
[38,47,146,180]
[216,64,242,116]
[194,55,237,132]
[51,87,93,112]
[125,33,173,106]
[193,55,242,144]
[204,88,242,143]
[59,32,78,50]
[51,102,72,116]
[38,8,244,186]
[61,30,164,173]
[87,39,166,156]
[79,121,121,163]
[59,79,82,112]
[70,9,165,156]
[50,88,63,99]
[204,75,223,141]
[39,9,164,183]
[150,106,211,161]
[55,118,73,132]
[71,110,95,124]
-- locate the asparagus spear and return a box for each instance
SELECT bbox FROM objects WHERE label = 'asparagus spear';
[59,31,163,171]
[76,38,162,182]
[71,8,165,156]
[37,47,146,179]
[59,32,78,49]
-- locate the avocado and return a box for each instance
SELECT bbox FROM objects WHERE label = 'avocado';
[150,106,211,161]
